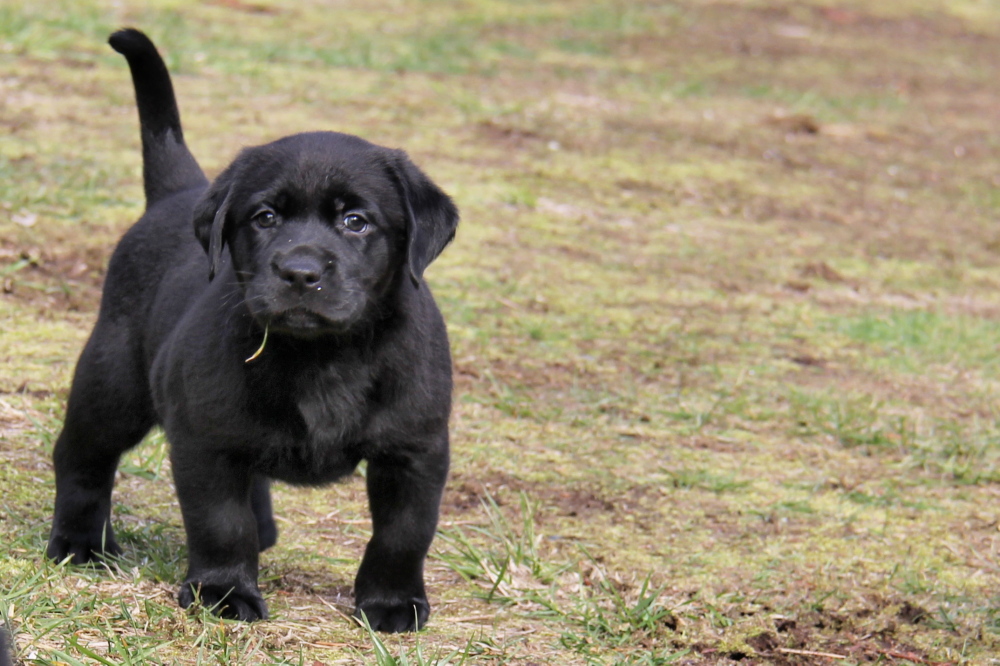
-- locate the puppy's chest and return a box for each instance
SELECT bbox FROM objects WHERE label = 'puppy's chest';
[296,372,371,444]
[252,362,379,482]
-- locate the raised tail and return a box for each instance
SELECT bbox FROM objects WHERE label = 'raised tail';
[109,29,207,207]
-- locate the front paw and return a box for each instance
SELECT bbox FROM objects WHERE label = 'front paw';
[354,596,430,633]
[178,580,268,621]
[46,525,122,565]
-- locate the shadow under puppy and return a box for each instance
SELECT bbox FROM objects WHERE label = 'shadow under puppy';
[46,29,458,633]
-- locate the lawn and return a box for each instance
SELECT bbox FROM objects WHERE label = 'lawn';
[2,0,1000,663]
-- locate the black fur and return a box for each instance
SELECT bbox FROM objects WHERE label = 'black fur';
[0,627,12,666]
[46,28,458,633]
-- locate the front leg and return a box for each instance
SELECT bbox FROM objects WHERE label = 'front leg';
[354,446,448,632]
[172,451,267,621]
[251,475,278,552]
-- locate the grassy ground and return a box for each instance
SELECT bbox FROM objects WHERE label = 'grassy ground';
[2,0,1000,663]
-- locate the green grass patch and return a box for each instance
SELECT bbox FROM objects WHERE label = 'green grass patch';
[836,309,1000,375]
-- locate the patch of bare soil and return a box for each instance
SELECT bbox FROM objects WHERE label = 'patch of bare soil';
[474,119,554,151]
[269,570,352,602]
[691,596,945,664]
[674,2,991,72]
[441,470,677,546]
[443,469,631,518]
[442,470,524,513]
[0,240,105,311]
[455,356,585,393]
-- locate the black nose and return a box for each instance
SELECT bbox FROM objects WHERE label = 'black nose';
[273,256,324,290]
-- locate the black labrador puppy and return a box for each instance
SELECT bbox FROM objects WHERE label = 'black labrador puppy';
[45,29,458,633]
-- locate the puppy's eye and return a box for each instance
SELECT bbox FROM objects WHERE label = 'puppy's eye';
[343,214,369,234]
[253,210,278,228]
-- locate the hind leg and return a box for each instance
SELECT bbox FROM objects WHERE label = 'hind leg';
[47,330,155,564]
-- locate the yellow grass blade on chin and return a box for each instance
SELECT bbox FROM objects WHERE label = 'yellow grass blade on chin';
[245,323,269,363]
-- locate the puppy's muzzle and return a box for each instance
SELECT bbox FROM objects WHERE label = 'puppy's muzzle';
[271,249,329,293]
[258,246,357,336]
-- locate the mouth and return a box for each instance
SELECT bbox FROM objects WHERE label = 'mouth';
[243,277,367,338]
[262,306,354,338]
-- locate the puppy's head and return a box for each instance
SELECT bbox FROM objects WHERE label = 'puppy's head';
[193,132,458,338]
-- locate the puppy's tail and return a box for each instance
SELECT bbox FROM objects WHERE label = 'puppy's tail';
[109,28,207,207]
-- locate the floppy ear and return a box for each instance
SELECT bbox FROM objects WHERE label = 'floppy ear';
[192,168,236,281]
[388,151,459,287]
